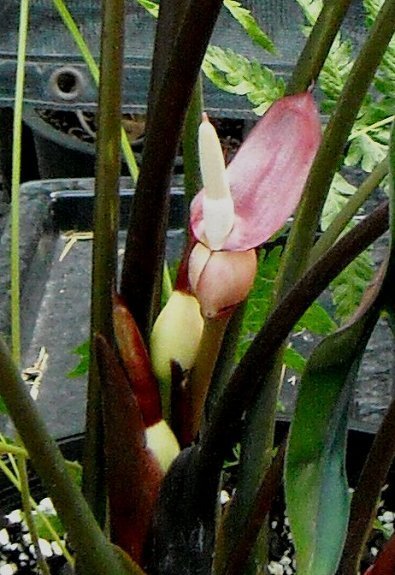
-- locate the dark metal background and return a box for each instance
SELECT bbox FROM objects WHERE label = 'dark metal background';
[0,0,366,115]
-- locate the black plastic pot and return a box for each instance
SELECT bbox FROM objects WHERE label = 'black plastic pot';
[22,108,107,179]
[21,107,185,180]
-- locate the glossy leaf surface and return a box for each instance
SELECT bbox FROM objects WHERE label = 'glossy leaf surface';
[285,274,384,575]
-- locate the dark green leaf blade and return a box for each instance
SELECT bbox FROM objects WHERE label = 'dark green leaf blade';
[285,271,384,575]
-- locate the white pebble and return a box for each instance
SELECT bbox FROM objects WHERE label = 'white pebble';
[38,498,55,514]
[371,547,378,557]
[382,511,394,523]
[268,562,284,575]
[51,541,64,556]
[6,510,22,524]
[38,538,53,557]
[271,521,278,529]
[18,553,29,562]
[280,556,292,566]
[0,564,17,575]
[0,529,9,546]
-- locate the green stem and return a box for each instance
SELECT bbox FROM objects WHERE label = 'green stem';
[182,74,203,214]
[310,157,389,264]
[204,302,246,425]
[0,442,26,456]
[0,338,143,575]
[51,0,139,183]
[11,5,48,571]
[215,442,286,575]
[187,315,230,440]
[350,115,395,139]
[17,456,51,575]
[10,0,29,366]
[278,0,395,298]
[286,0,353,95]
[82,0,125,527]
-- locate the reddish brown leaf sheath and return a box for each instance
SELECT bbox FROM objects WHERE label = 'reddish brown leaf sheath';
[95,334,163,566]
[113,293,162,427]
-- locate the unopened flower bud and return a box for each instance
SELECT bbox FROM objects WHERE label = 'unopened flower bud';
[188,244,257,319]
[150,290,204,418]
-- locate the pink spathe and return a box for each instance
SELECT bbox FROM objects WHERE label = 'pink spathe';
[190,92,322,252]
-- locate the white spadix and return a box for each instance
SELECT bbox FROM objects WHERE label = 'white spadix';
[199,113,235,251]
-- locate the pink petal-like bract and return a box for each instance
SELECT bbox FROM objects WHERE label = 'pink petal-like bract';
[190,92,321,251]
[190,248,257,318]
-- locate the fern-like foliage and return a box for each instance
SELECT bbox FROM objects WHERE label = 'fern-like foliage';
[202,46,285,114]
[331,249,374,322]
[135,0,158,17]
[223,0,276,53]
[321,173,357,231]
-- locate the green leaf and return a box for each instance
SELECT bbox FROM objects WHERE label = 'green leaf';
[223,0,276,53]
[283,346,306,374]
[321,173,356,232]
[135,0,159,17]
[296,301,337,335]
[31,509,65,540]
[331,249,374,323]
[285,282,383,575]
[68,340,90,378]
[345,134,388,172]
[202,46,285,115]
[238,248,337,361]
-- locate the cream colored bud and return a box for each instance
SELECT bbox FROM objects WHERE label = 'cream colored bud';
[145,419,180,472]
[150,290,204,418]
